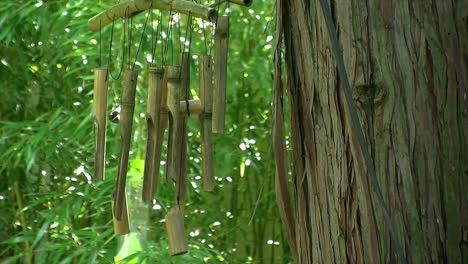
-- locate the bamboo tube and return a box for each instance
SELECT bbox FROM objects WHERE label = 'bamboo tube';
[176,52,189,205]
[213,16,229,133]
[143,68,164,203]
[93,68,109,182]
[179,99,203,116]
[113,69,138,220]
[112,192,130,235]
[165,206,188,256]
[198,56,215,191]
[165,66,182,185]
[88,0,217,31]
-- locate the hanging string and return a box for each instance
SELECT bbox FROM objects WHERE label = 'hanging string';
[162,10,174,65]
[127,11,133,69]
[108,10,127,80]
[99,19,102,67]
[176,13,182,53]
[132,7,151,69]
[151,10,163,66]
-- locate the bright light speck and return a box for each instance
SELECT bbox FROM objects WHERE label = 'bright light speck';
[0,196,4,200]
[225,8,231,13]
[249,139,256,144]
[153,204,162,210]
[41,170,47,176]
[248,9,254,14]
[1,59,9,66]
[212,221,221,226]
[189,230,200,237]
[68,186,76,191]
[195,175,201,180]
[226,176,232,182]
[266,36,273,42]
[267,240,273,245]
[239,143,247,151]
[245,159,251,166]
[35,0,44,8]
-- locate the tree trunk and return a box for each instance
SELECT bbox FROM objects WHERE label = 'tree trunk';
[273,0,468,263]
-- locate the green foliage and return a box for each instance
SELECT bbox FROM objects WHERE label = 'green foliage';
[0,0,290,263]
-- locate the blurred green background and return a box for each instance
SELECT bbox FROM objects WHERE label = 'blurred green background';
[0,0,292,263]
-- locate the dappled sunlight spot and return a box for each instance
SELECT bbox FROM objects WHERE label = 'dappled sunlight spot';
[212,221,221,226]
[195,175,201,180]
[74,165,91,181]
[35,0,43,8]
[226,176,232,182]
[239,142,247,151]
[266,36,273,42]
[191,181,198,189]
[245,159,251,166]
[152,203,162,210]
[1,59,9,66]
[189,229,200,237]
[248,9,254,14]
[68,186,76,191]
[0,195,4,200]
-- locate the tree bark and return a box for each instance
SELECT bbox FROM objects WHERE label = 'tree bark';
[274,0,468,263]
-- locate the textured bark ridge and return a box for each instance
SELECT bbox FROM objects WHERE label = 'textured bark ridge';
[274,0,468,263]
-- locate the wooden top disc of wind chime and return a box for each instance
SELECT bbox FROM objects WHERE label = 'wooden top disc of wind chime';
[89,0,253,256]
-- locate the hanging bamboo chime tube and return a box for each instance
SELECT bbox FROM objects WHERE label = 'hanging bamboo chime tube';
[165,206,188,256]
[213,16,229,134]
[112,192,130,235]
[93,68,109,181]
[143,68,165,203]
[165,65,183,184]
[175,52,189,205]
[113,69,138,220]
[198,55,215,191]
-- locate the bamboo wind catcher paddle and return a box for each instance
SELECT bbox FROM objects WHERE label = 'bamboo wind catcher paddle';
[143,68,165,203]
[113,69,138,221]
[165,206,188,256]
[93,68,109,181]
[213,16,229,134]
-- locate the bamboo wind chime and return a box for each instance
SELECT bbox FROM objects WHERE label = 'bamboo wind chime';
[89,0,251,256]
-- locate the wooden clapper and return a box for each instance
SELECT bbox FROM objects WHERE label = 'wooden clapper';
[89,0,251,256]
